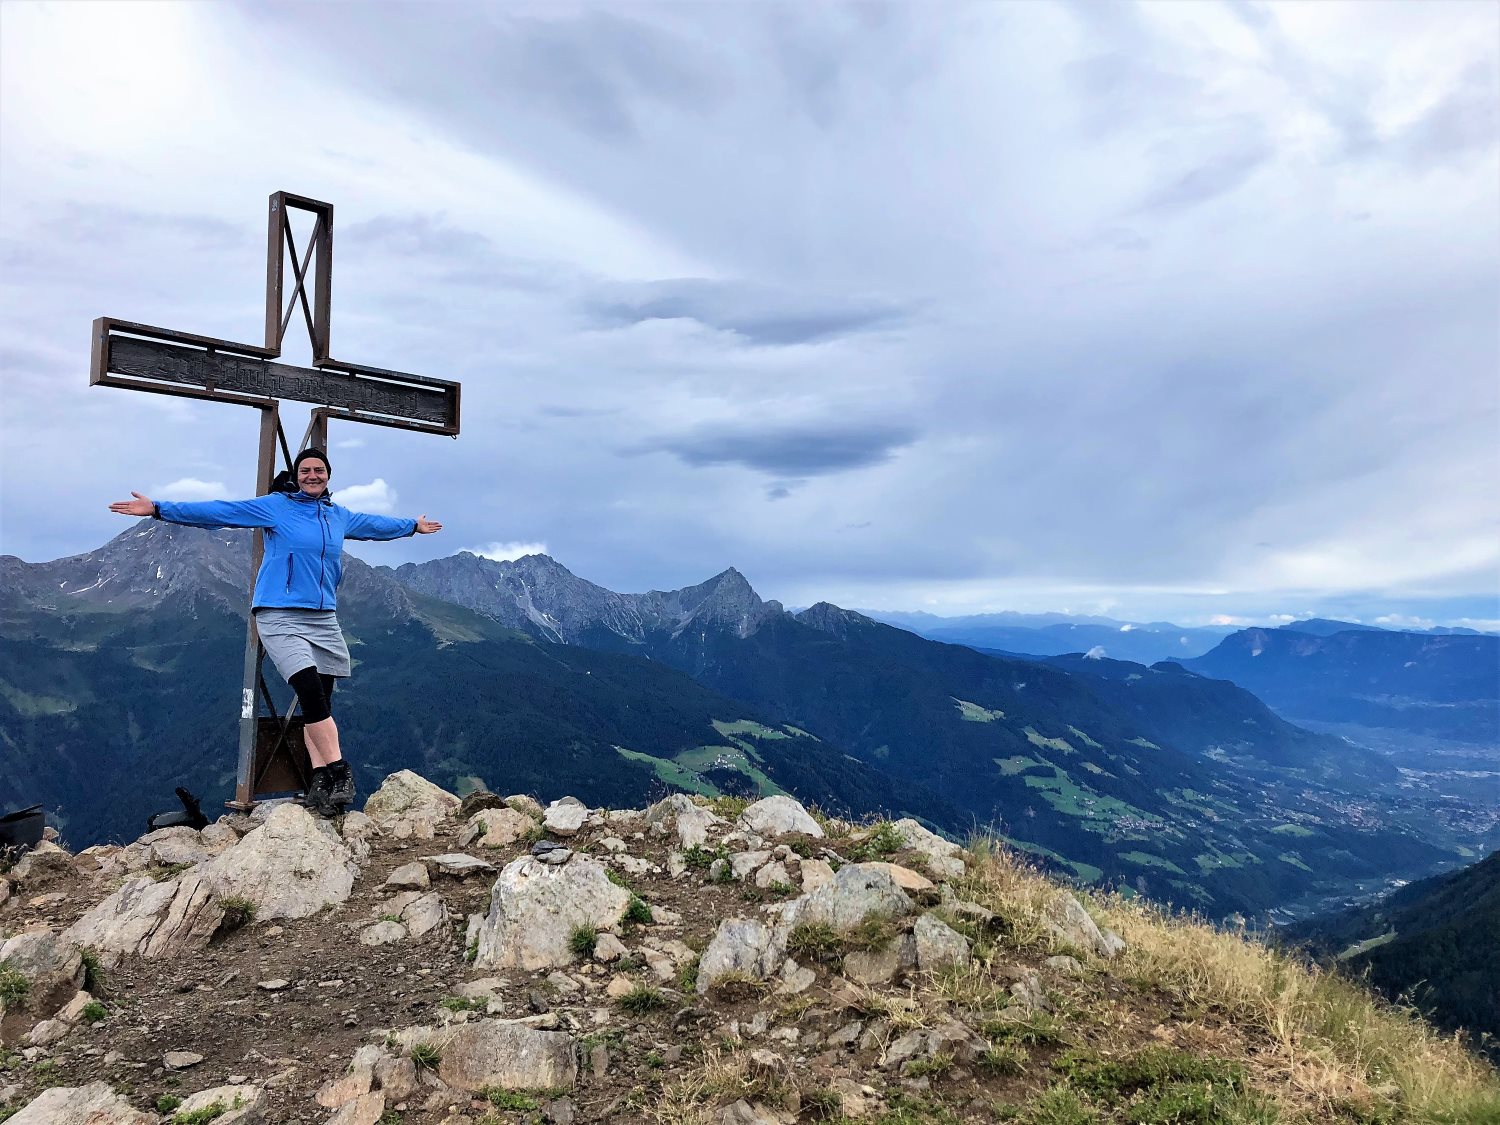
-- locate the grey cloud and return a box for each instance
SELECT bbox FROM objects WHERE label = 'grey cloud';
[638,421,917,476]
[1135,135,1272,214]
[587,279,908,344]
[1399,62,1500,164]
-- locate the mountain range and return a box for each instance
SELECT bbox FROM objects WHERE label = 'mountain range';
[2,527,1490,922]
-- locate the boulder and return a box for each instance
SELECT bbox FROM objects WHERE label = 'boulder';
[912,914,970,972]
[458,789,506,820]
[9,841,72,883]
[9,1082,155,1123]
[754,861,793,890]
[696,917,783,993]
[401,893,448,939]
[64,872,224,961]
[363,770,461,837]
[381,862,430,891]
[889,819,964,878]
[505,794,545,819]
[1043,890,1124,959]
[542,798,589,837]
[730,851,772,880]
[780,863,913,931]
[422,853,496,879]
[196,804,358,921]
[798,859,835,892]
[327,1092,386,1125]
[148,837,211,868]
[472,857,632,970]
[0,930,85,1045]
[360,921,407,946]
[460,807,537,849]
[176,1084,265,1124]
[738,796,823,839]
[860,862,934,893]
[438,1020,578,1091]
[644,794,723,849]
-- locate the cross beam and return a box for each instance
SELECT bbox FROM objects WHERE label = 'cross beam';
[90,191,462,810]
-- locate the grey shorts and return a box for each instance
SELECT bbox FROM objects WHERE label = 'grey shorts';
[254,608,351,681]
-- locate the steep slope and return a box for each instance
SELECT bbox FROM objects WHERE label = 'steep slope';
[1282,850,1500,1052]
[1186,626,1500,744]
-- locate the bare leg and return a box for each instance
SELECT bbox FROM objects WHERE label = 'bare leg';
[303,716,343,768]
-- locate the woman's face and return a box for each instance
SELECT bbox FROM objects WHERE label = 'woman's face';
[297,459,329,497]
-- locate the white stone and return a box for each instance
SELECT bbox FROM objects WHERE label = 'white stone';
[363,770,461,836]
[9,1082,155,1123]
[543,799,589,837]
[472,857,632,971]
[780,862,914,931]
[438,1019,578,1091]
[738,796,823,838]
[361,921,407,946]
[422,853,496,878]
[798,859,835,892]
[460,807,536,849]
[381,862,430,891]
[64,872,224,961]
[730,850,772,880]
[912,914,970,972]
[644,794,724,849]
[696,917,783,993]
[177,1084,265,1124]
[196,803,358,921]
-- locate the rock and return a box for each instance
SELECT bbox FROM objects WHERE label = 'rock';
[780,862,914,931]
[458,789,506,819]
[774,960,816,995]
[644,794,724,849]
[543,1096,576,1125]
[360,921,407,946]
[422,853,496,878]
[9,1081,155,1123]
[697,917,782,993]
[598,837,628,854]
[374,1055,420,1100]
[890,819,962,861]
[542,798,589,837]
[472,857,632,970]
[401,892,447,939]
[57,991,95,1023]
[340,811,381,844]
[363,770,461,837]
[0,930,84,1045]
[257,979,290,991]
[381,862,430,891]
[828,1076,879,1118]
[460,807,537,849]
[9,841,72,882]
[1009,969,1052,1013]
[1044,955,1086,976]
[149,837,210,867]
[317,1060,374,1108]
[200,823,240,852]
[64,872,223,962]
[25,1019,68,1047]
[505,794,545,819]
[604,975,635,999]
[860,862,934,893]
[913,914,970,972]
[843,943,905,986]
[720,1100,782,1125]
[730,851,772,880]
[197,804,358,921]
[593,933,627,963]
[532,841,573,866]
[438,1019,578,1091]
[1043,890,1123,959]
[798,859,835,892]
[738,796,823,839]
[327,1091,386,1125]
[163,1050,204,1069]
[177,1084,265,1124]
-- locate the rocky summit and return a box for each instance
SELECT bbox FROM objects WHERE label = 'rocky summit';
[0,777,1496,1125]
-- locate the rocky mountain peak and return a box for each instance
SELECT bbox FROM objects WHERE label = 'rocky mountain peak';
[795,601,876,639]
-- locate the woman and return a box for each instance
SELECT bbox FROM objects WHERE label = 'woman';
[109,448,442,816]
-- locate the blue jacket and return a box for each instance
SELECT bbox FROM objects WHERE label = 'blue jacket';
[157,492,416,611]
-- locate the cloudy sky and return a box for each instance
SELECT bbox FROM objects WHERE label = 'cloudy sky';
[2,0,1497,628]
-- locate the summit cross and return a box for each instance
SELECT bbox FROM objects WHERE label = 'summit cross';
[90,190,462,809]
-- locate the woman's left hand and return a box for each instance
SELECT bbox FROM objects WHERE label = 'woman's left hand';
[415,515,443,534]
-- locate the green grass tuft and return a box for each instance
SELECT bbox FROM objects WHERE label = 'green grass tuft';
[569,924,599,957]
[615,982,669,1013]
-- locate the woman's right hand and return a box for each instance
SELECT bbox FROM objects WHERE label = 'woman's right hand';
[108,491,155,518]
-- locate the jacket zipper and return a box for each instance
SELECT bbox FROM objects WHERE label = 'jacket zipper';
[317,503,328,610]
[285,552,294,593]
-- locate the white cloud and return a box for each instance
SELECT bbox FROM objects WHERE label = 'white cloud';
[336,479,396,513]
[153,478,229,501]
[333,437,366,450]
[469,541,549,562]
[1373,613,1435,630]
[1084,646,1106,659]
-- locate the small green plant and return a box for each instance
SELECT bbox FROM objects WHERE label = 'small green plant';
[409,1042,442,1070]
[0,968,29,1005]
[1022,1084,1100,1125]
[377,1112,404,1125]
[711,862,737,886]
[464,940,478,963]
[569,924,599,957]
[80,947,107,993]
[708,795,751,820]
[904,1052,955,1079]
[979,1043,1030,1077]
[767,880,795,897]
[218,896,256,933]
[605,867,632,890]
[849,821,905,861]
[616,983,669,1013]
[152,861,195,882]
[983,1013,1070,1048]
[676,954,701,992]
[438,996,485,1013]
[787,922,842,961]
[624,896,654,925]
[844,914,898,953]
[169,1102,228,1125]
[482,1087,539,1110]
[787,837,817,859]
[645,1050,665,1068]
[799,1086,844,1120]
[80,1000,108,1023]
[155,1095,183,1114]
[379,913,403,924]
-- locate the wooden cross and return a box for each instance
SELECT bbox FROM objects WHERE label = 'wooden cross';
[90,191,462,810]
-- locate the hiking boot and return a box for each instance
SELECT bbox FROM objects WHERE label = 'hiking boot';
[326,760,356,814]
[299,766,333,816]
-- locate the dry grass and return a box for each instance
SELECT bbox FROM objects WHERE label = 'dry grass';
[646,1047,795,1125]
[951,837,1500,1123]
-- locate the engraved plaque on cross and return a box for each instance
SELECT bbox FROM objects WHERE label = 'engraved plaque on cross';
[90,191,462,809]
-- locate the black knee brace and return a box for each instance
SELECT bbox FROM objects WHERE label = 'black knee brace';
[288,667,337,724]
